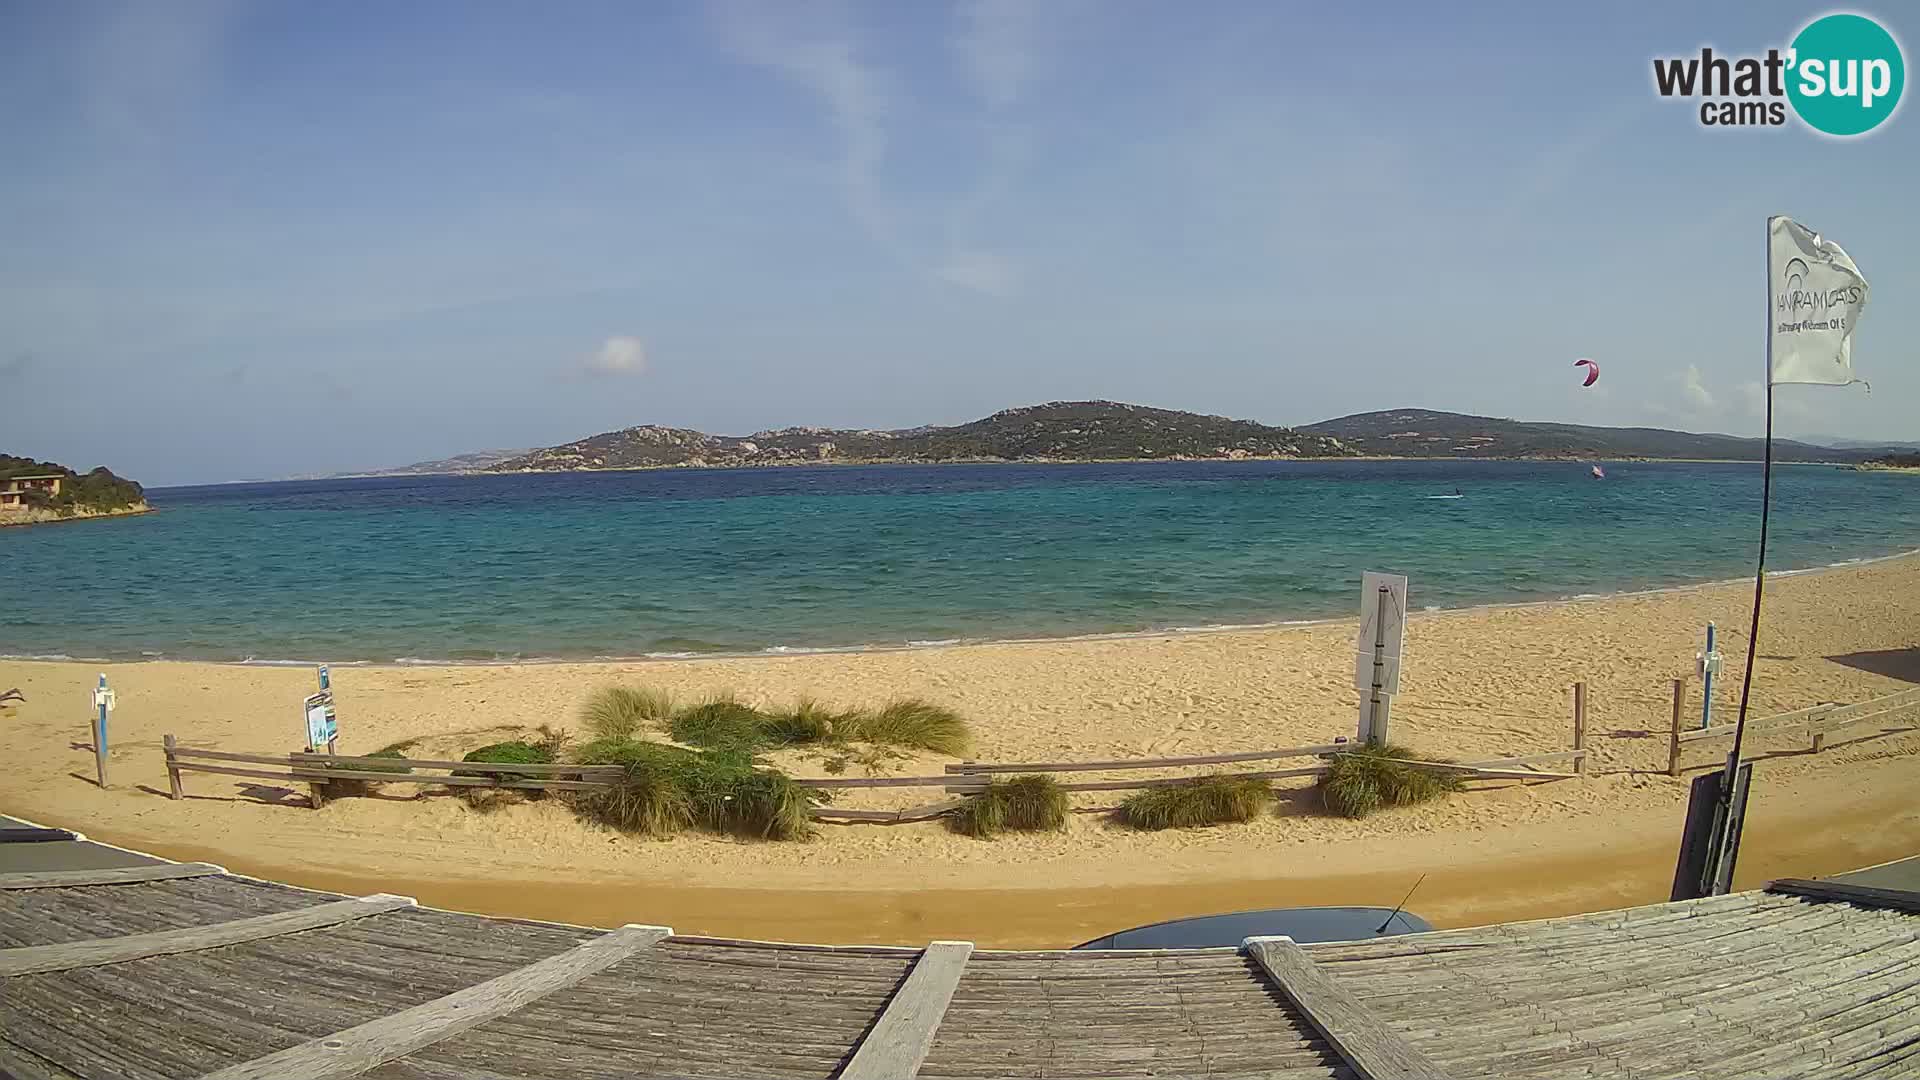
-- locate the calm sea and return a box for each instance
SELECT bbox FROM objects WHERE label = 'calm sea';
[3,460,1916,663]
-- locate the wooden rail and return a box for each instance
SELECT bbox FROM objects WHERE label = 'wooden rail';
[944,742,1348,776]
[1665,686,1920,775]
[1245,935,1453,1079]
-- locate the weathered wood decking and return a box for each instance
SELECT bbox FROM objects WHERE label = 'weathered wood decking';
[3,838,1919,1079]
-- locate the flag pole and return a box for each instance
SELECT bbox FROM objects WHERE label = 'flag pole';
[1723,217,1777,830]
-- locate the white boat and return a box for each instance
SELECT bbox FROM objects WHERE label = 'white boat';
[1591,465,1606,479]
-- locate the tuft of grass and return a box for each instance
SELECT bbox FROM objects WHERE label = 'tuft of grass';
[1317,743,1465,819]
[532,723,571,761]
[581,686,675,743]
[948,774,1066,838]
[846,699,971,756]
[453,740,555,810]
[314,747,413,800]
[1117,776,1272,831]
[669,695,774,751]
[567,736,825,841]
[567,737,698,837]
[761,696,860,747]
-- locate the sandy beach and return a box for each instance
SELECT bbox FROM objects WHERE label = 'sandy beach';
[4,554,1918,946]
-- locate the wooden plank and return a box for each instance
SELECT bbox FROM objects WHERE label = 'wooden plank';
[1244,936,1452,1080]
[944,743,1347,775]
[839,940,974,1080]
[1680,702,1840,744]
[0,862,224,890]
[164,734,184,800]
[286,768,609,792]
[793,775,988,790]
[288,752,623,776]
[1053,765,1328,793]
[1456,750,1589,769]
[1767,878,1920,915]
[1668,678,1685,777]
[812,798,975,824]
[1572,681,1587,776]
[165,746,299,765]
[198,923,671,1080]
[0,893,415,976]
[1394,762,1578,781]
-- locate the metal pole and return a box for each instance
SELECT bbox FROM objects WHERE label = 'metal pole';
[318,664,337,755]
[1700,622,1716,730]
[1716,216,1776,888]
[1368,586,1390,745]
[93,672,110,789]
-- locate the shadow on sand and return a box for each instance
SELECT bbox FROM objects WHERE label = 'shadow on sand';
[1825,648,1920,683]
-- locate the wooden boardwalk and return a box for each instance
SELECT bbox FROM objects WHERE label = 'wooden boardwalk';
[3,840,1919,1079]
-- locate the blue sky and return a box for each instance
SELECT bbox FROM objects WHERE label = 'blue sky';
[2,0,1914,485]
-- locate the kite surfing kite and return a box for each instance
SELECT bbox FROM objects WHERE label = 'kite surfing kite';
[1574,358,1600,386]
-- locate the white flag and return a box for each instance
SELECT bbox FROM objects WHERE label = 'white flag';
[1769,216,1869,387]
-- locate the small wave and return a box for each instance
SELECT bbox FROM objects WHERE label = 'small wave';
[906,638,962,647]
[643,651,700,660]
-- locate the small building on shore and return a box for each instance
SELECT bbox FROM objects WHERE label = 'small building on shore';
[0,473,64,511]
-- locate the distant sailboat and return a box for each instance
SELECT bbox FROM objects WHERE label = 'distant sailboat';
[1591,465,1606,480]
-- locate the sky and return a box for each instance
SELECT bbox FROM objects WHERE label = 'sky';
[2,0,1915,485]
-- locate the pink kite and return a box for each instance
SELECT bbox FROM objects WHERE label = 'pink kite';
[1574,358,1599,387]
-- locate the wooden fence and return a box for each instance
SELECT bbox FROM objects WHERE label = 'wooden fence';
[1663,684,1920,776]
[163,738,624,810]
[163,734,1585,824]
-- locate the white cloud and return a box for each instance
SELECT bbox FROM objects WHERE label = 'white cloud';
[582,336,646,377]
[936,251,1017,297]
[1680,364,1715,412]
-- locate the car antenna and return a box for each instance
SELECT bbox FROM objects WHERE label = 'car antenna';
[1376,873,1427,934]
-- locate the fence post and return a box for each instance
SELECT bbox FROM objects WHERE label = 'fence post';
[163,734,183,800]
[1572,682,1588,776]
[1668,678,1686,778]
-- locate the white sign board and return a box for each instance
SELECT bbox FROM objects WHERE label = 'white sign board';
[1354,572,1409,695]
[304,692,337,750]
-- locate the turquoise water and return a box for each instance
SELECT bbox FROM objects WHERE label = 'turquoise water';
[3,460,1916,662]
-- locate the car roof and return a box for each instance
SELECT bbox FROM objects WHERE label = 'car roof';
[1073,905,1433,950]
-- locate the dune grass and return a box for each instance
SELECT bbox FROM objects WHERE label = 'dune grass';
[1117,776,1272,831]
[948,774,1067,838]
[453,740,555,812]
[844,699,971,756]
[581,686,675,742]
[669,695,775,751]
[567,736,825,841]
[1317,743,1465,819]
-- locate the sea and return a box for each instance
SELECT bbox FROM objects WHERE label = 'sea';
[3,460,1917,664]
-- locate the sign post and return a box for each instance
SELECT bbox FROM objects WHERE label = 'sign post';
[89,673,116,789]
[1354,573,1409,745]
[1696,623,1722,730]
[304,665,338,754]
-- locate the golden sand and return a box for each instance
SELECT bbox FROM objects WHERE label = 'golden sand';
[3,554,1917,946]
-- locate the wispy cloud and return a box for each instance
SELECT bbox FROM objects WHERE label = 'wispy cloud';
[581,336,647,377]
[1681,363,1716,412]
[710,0,895,245]
[709,0,1045,298]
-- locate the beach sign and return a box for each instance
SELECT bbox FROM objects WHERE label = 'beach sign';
[1356,572,1409,743]
[1354,572,1409,694]
[304,693,337,751]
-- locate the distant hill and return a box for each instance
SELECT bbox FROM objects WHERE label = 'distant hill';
[1,453,148,525]
[370,402,1895,477]
[1301,409,1880,463]
[283,448,533,480]
[487,402,1352,471]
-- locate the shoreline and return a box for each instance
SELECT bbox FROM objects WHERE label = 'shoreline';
[3,550,1917,942]
[0,501,151,529]
[10,545,1917,670]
